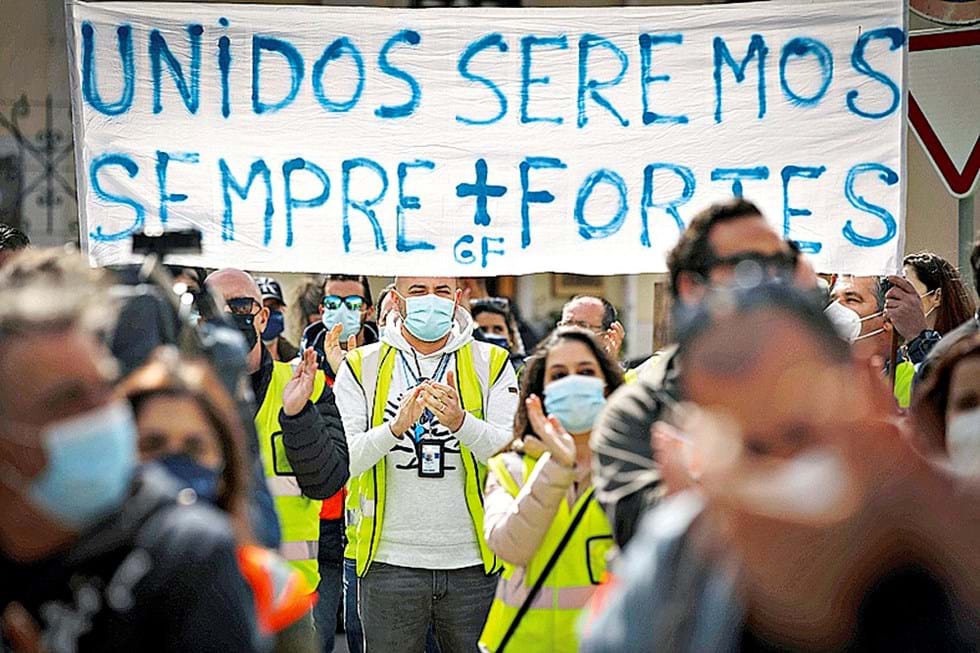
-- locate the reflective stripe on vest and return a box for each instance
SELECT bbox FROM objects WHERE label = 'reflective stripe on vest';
[237,544,316,635]
[345,341,510,577]
[255,360,326,591]
[479,455,614,653]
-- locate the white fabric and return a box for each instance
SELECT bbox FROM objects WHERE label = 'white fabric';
[334,308,518,569]
[68,0,906,276]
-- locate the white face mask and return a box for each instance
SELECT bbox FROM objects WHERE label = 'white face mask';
[824,302,884,344]
[947,408,980,477]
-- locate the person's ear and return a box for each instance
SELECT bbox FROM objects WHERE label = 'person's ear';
[363,305,376,322]
[256,306,270,333]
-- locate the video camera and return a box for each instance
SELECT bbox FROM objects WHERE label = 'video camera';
[108,229,251,399]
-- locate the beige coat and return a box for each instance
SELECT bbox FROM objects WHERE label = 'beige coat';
[483,446,593,566]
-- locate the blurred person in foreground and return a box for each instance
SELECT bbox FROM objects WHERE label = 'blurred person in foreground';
[257,277,300,363]
[205,269,349,642]
[912,334,980,475]
[0,223,29,269]
[470,297,526,371]
[479,328,623,653]
[582,284,980,652]
[922,237,980,378]
[0,250,260,651]
[590,198,818,549]
[121,352,319,653]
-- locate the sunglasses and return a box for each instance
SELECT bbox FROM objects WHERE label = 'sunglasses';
[700,249,799,277]
[323,294,365,311]
[225,297,261,316]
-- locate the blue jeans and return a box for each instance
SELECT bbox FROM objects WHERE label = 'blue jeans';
[315,562,343,653]
[315,519,344,653]
[358,563,495,653]
[343,558,364,653]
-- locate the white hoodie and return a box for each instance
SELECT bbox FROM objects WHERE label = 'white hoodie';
[334,308,519,570]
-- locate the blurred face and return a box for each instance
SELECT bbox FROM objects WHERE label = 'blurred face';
[476,312,511,347]
[0,331,115,478]
[0,330,117,557]
[830,275,889,360]
[678,215,797,304]
[682,314,855,465]
[947,356,980,424]
[560,299,606,335]
[543,339,602,387]
[136,395,223,470]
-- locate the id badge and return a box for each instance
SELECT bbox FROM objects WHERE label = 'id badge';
[418,439,445,478]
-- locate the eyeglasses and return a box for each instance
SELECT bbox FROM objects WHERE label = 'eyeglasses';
[557,320,605,334]
[700,250,799,277]
[225,297,261,316]
[323,294,365,311]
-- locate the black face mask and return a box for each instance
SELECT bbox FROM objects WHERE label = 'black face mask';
[230,313,259,352]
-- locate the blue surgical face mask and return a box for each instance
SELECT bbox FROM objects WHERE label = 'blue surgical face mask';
[155,453,221,503]
[400,293,456,342]
[262,310,285,343]
[1,400,138,531]
[543,375,606,435]
[479,330,511,352]
[322,305,362,341]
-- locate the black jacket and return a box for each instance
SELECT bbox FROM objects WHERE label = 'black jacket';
[0,468,262,653]
[591,346,681,549]
[251,347,349,500]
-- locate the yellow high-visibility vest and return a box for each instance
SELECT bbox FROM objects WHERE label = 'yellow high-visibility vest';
[344,341,510,577]
[255,360,326,590]
[479,455,614,653]
[894,360,915,408]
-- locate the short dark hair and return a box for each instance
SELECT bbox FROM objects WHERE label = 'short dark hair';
[0,223,29,251]
[513,327,625,441]
[324,274,373,307]
[666,198,764,298]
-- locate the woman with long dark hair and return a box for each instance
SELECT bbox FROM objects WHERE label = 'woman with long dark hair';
[479,328,624,653]
[904,252,976,336]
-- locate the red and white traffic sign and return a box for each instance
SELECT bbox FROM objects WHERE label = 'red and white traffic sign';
[907,29,980,198]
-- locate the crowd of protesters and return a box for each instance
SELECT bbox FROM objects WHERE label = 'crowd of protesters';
[1,205,979,652]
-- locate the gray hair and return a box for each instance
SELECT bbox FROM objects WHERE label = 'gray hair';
[0,248,115,342]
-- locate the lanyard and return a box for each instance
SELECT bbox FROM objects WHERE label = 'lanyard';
[398,351,453,442]
[398,351,451,387]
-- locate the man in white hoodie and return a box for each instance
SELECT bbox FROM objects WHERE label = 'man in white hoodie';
[333,276,518,653]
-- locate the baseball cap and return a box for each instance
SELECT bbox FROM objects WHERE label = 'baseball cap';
[256,277,287,306]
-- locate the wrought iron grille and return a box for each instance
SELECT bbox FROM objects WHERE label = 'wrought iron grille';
[0,95,77,243]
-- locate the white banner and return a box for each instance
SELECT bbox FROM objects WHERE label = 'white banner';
[67,0,907,275]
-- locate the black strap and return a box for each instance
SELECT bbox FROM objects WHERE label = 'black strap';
[497,489,596,652]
